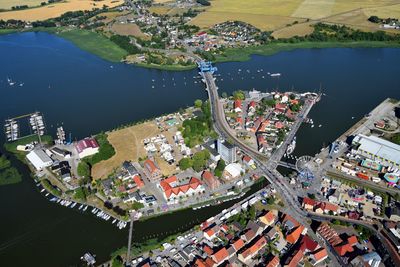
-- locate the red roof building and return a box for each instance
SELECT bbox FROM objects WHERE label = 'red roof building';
[302,197,317,210]
[238,236,267,263]
[160,176,203,200]
[234,100,242,112]
[212,247,229,264]
[133,175,144,188]
[202,171,220,191]
[286,225,305,244]
[144,159,161,180]
[75,138,99,158]
[286,249,304,267]
[266,256,280,267]
[231,238,245,252]
[275,103,287,113]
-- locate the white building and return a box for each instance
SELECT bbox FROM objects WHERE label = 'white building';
[223,163,243,180]
[26,149,53,171]
[352,134,400,168]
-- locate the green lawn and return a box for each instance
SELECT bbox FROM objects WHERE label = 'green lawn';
[57,29,128,62]
[4,135,53,161]
[215,41,400,63]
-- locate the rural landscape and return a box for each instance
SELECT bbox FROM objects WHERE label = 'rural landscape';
[1,0,400,267]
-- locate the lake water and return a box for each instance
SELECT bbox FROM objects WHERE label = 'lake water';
[0,32,399,266]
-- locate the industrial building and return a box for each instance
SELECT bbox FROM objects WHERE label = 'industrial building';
[26,149,53,171]
[352,134,400,168]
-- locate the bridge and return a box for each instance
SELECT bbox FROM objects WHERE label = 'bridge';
[277,161,297,170]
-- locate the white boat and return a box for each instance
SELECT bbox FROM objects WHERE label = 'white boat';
[83,206,88,212]
[70,202,77,208]
[318,124,322,128]
[270,73,281,77]
[78,204,84,210]
[40,189,45,193]
[286,137,296,155]
[45,193,50,197]
[112,219,117,224]
[56,199,61,203]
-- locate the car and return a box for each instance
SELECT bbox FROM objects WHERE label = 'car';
[261,199,267,205]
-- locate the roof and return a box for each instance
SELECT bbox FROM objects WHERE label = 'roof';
[335,243,354,256]
[144,159,159,174]
[302,197,316,206]
[347,235,358,246]
[282,214,300,229]
[202,171,217,184]
[300,235,319,252]
[160,177,202,199]
[224,163,242,178]
[203,245,213,256]
[234,100,242,109]
[240,236,267,260]
[260,210,276,224]
[353,134,400,165]
[26,149,52,170]
[232,238,245,251]
[133,175,144,188]
[212,247,229,263]
[312,248,328,261]
[286,249,304,267]
[242,155,252,163]
[265,256,280,267]
[75,138,99,153]
[286,225,305,244]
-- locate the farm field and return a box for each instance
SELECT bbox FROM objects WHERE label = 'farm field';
[0,0,44,10]
[0,0,123,21]
[190,0,400,37]
[110,23,148,38]
[91,122,160,180]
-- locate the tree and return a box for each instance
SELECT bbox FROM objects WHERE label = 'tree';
[77,161,91,178]
[194,99,203,108]
[179,157,192,170]
[74,187,88,201]
[131,201,144,210]
[214,159,226,178]
[233,90,245,100]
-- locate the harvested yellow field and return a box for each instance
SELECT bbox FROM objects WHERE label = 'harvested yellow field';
[153,0,173,3]
[0,0,44,10]
[191,12,301,31]
[0,0,123,21]
[322,9,380,31]
[363,3,400,19]
[91,10,127,24]
[148,5,172,15]
[111,23,147,38]
[291,0,336,19]
[92,122,160,180]
[191,0,400,32]
[272,22,314,38]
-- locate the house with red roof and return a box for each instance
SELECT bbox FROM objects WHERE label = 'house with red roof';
[194,257,215,267]
[285,249,304,267]
[265,256,280,267]
[314,202,339,215]
[133,174,144,188]
[75,138,99,158]
[202,171,220,191]
[231,238,245,252]
[286,225,306,244]
[211,247,229,265]
[302,197,317,211]
[234,100,242,113]
[203,245,214,256]
[159,176,204,201]
[259,210,277,227]
[248,101,256,114]
[204,225,219,240]
[274,103,287,114]
[285,109,296,120]
[274,121,285,129]
[144,159,162,180]
[238,236,267,264]
[242,155,255,169]
[309,248,328,265]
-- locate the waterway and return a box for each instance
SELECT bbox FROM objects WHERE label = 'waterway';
[0,32,399,266]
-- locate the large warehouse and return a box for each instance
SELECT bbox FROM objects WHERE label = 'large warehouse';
[26,149,53,171]
[352,134,400,168]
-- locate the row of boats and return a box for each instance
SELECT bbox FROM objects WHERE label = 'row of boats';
[6,77,24,87]
[91,208,127,229]
[4,119,19,141]
[29,112,45,136]
[37,183,128,230]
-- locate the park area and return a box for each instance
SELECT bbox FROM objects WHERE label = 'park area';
[190,0,400,37]
[0,0,123,21]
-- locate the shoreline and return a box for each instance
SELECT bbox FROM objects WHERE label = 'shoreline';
[1,28,400,71]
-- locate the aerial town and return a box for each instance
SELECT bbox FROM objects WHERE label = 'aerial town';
[1,1,400,267]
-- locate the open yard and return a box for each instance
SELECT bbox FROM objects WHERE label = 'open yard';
[110,23,148,38]
[0,0,124,21]
[91,122,160,180]
[189,0,400,37]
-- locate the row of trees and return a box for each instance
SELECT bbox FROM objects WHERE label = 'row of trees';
[179,150,210,172]
[110,35,141,54]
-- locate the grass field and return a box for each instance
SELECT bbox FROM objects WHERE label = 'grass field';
[190,0,400,37]
[57,29,128,62]
[91,122,160,180]
[0,0,123,21]
[215,41,400,63]
[0,0,44,10]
